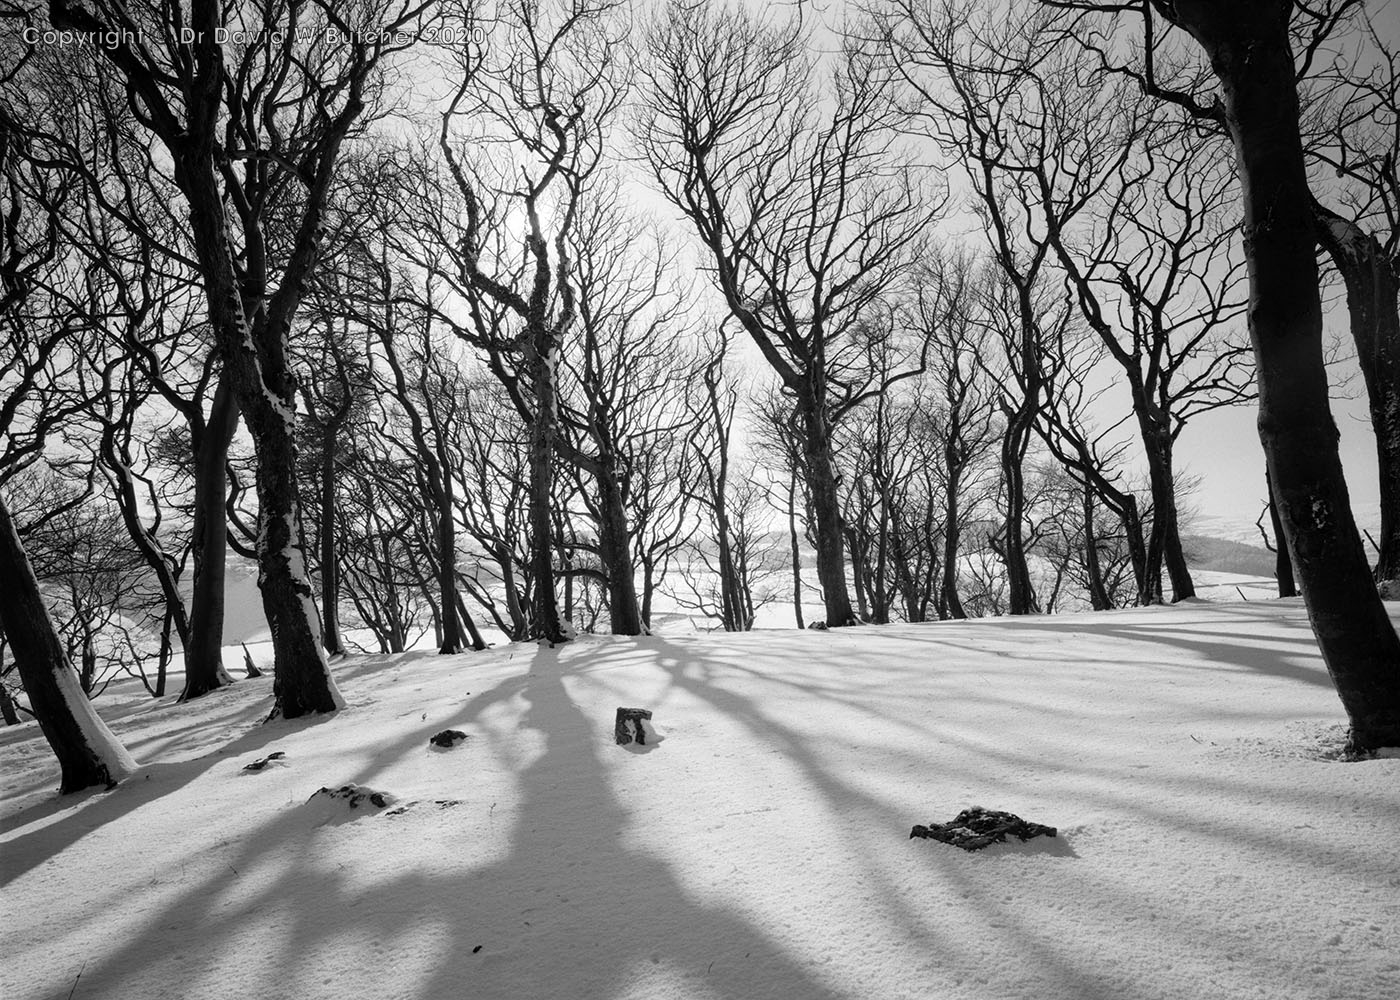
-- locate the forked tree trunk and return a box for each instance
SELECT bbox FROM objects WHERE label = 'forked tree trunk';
[1156,0,1400,751]
[53,0,344,721]
[0,494,138,792]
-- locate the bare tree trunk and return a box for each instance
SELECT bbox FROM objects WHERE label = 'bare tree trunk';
[319,420,345,657]
[941,444,968,620]
[1313,201,1400,588]
[787,467,805,629]
[0,681,19,726]
[252,408,341,715]
[595,463,644,634]
[0,493,138,791]
[437,468,473,652]
[1157,0,1400,751]
[528,343,567,644]
[999,411,1038,615]
[1139,418,1195,602]
[1119,496,1151,605]
[800,402,857,626]
[182,374,239,701]
[1083,483,1112,611]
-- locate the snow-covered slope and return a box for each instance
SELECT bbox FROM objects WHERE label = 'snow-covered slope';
[2,601,1397,1000]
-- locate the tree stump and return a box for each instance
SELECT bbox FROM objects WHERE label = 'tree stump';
[242,642,262,678]
[615,707,653,745]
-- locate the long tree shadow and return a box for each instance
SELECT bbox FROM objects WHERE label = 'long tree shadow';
[0,702,332,886]
[22,643,859,1000]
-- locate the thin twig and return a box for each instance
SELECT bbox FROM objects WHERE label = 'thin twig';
[67,960,87,1000]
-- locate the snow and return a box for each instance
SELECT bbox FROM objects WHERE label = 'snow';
[3,600,1398,1000]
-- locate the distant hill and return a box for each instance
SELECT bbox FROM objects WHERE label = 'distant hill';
[1182,534,1278,577]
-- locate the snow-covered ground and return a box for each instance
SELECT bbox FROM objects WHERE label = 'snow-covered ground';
[3,600,1398,1000]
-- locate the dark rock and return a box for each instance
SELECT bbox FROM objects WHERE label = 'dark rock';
[910,806,1057,851]
[307,784,396,811]
[242,751,286,772]
[807,621,829,630]
[385,798,463,817]
[615,707,653,745]
[429,729,470,749]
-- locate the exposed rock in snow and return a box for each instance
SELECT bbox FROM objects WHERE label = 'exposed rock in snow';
[305,783,396,811]
[428,729,470,750]
[910,806,1058,851]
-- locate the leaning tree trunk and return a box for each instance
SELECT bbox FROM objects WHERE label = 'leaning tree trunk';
[799,400,857,626]
[1161,0,1400,751]
[0,494,138,792]
[1313,201,1400,589]
[182,373,239,701]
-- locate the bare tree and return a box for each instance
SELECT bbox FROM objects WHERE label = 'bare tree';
[0,118,137,789]
[916,251,1000,618]
[884,1,1249,606]
[1302,11,1400,588]
[1046,0,1400,752]
[637,0,939,626]
[413,0,627,643]
[45,0,431,716]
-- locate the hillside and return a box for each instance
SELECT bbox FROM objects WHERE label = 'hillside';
[3,601,1398,1000]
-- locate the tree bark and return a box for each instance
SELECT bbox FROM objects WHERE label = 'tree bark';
[800,400,858,626]
[999,410,1038,616]
[941,441,968,620]
[787,466,806,629]
[528,341,567,644]
[0,493,138,792]
[1083,483,1112,611]
[1266,466,1298,598]
[1137,411,1195,602]
[181,372,239,700]
[595,461,644,634]
[1155,0,1400,751]
[0,680,20,726]
[318,418,345,657]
